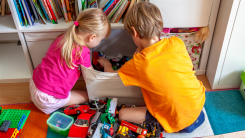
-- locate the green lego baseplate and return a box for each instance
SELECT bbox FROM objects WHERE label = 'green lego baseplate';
[0,109,30,129]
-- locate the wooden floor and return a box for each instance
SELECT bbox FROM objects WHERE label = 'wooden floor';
[0,75,244,137]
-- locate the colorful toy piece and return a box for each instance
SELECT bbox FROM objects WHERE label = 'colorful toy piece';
[117,125,129,136]
[63,104,90,115]
[47,112,74,136]
[0,121,11,132]
[88,111,101,137]
[108,98,118,117]
[0,109,30,138]
[121,120,147,136]
[100,123,112,138]
[68,109,96,138]
[0,107,2,115]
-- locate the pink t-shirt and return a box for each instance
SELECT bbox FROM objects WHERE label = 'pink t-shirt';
[33,36,91,99]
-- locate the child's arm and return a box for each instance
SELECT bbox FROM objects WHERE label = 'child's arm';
[98,57,118,73]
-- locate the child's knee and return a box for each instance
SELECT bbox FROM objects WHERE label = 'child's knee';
[118,108,127,121]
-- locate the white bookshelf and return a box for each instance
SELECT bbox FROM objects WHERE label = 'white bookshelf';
[0,0,221,83]
[0,15,17,33]
[0,43,31,83]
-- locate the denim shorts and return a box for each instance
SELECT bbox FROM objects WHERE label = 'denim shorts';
[145,110,205,133]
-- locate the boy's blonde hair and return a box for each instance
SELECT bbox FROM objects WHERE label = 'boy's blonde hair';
[60,8,111,69]
[124,2,163,39]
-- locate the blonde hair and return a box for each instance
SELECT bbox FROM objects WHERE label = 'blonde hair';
[59,8,111,69]
[124,2,163,39]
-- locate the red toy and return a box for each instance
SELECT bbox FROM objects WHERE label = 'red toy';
[63,104,90,115]
[68,110,96,138]
[120,120,147,136]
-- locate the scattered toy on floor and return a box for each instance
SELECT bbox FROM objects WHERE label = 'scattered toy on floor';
[46,98,164,138]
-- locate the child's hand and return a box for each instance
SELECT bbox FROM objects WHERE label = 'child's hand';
[97,57,111,67]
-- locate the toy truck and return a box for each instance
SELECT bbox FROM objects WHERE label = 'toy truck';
[88,111,101,137]
[121,120,147,136]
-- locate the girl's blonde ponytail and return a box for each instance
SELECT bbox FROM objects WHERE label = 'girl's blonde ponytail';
[59,8,111,69]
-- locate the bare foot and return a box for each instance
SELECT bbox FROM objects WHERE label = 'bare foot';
[29,97,33,103]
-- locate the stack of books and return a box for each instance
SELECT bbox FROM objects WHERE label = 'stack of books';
[99,0,149,23]
[13,0,99,26]
[0,0,11,16]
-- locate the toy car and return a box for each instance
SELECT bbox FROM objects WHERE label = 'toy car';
[68,110,96,138]
[89,98,107,112]
[63,104,90,115]
[88,111,102,137]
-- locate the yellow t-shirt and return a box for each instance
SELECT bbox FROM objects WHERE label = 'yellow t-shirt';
[118,36,205,133]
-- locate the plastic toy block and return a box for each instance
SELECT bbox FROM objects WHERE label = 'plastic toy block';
[11,128,19,138]
[0,110,10,125]
[105,99,112,113]
[17,115,26,130]
[100,113,109,123]
[0,128,15,138]
[3,109,30,129]
[0,107,2,115]
[0,121,11,132]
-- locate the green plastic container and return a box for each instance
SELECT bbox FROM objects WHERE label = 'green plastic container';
[240,70,245,100]
[47,112,74,136]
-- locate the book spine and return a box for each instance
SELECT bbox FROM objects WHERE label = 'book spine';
[25,0,35,23]
[42,0,55,23]
[76,0,82,13]
[103,0,114,12]
[13,0,24,26]
[107,0,122,19]
[60,0,68,22]
[56,0,64,16]
[21,0,33,25]
[18,0,29,26]
[49,0,59,19]
[32,0,46,21]
[34,3,47,23]
[115,0,129,23]
[65,0,71,21]
[104,0,117,15]
[45,0,57,23]
[54,0,63,17]
[29,0,39,20]
[74,0,78,17]
[111,0,125,22]
[38,0,50,21]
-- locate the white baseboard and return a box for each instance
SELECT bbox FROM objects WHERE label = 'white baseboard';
[195,69,206,75]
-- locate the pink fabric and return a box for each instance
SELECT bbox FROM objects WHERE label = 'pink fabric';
[33,36,91,99]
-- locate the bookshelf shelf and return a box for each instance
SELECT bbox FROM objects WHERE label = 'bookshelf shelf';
[0,15,17,33]
[18,18,74,32]
[0,43,31,83]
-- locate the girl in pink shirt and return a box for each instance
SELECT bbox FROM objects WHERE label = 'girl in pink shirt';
[30,8,111,114]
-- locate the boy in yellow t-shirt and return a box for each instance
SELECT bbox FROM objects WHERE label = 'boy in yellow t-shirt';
[98,2,206,133]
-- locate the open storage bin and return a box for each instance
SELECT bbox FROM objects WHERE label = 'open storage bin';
[82,29,144,105]
[47,112,74,136]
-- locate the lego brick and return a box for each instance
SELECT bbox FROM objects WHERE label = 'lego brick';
[17,115,26,131]
[0,110,10,126]
[0,120,11,132]
[0,128,15,138]
[11,128,19,138]
[3,109,30,128]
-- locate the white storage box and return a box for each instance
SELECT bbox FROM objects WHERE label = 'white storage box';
[150,0,214,28]
[82,29,144,105]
